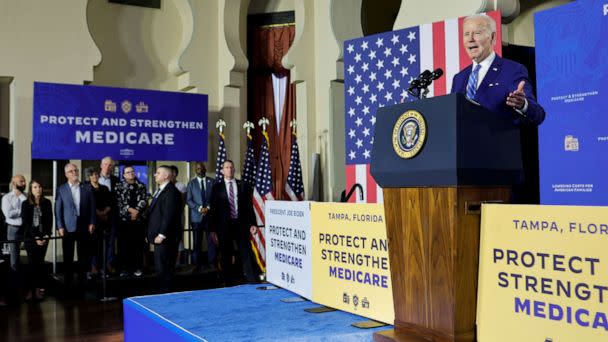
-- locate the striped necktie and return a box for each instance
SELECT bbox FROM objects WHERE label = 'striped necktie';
[228,181,237,219]
[466,64,482,100]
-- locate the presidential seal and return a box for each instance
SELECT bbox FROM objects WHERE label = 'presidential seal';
[392,110,427,159]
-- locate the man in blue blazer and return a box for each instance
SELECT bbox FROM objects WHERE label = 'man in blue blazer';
[451,14,545,126]
[55,163,96,288]
[186,162,215,271]
[451,14,546,203]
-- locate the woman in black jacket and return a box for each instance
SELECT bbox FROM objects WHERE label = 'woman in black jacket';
[21,180,52,301]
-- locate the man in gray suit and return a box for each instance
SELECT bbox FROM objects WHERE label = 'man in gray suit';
[55,163,96,288]
[186,162,215,271]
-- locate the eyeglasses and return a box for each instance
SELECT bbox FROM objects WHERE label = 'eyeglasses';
[66,169,79,173]
[124,171,135,174]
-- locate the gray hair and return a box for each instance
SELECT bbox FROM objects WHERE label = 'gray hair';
[101,156,114,165]
[64,163,77,172]
[464,13,496,35]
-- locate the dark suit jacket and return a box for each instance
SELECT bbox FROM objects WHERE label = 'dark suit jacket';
[55,182,96,233]
[208,179,255,240]
[21,198,53,240]
[451,55,545,125]
[146,182,183,244]
[186,176,214,223]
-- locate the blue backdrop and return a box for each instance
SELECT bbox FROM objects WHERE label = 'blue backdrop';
[535,0,608,205]
[32,82,208,162]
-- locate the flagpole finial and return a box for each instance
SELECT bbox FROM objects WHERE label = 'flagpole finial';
[216,119,227,134]
[258,117,270,132]
[243,121,255,136]
[290,120,298,135]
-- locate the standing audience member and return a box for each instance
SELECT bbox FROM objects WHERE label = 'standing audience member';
[85,167,112,278]
[21,180,52,301]
[146,165,183,292]
[186,162,215,271]
[55,163,96,289]
[2,174,27,271]
[116,166,148,277]
[209,160,257,284]
[98,156,120,274]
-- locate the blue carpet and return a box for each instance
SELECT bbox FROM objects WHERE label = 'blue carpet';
[124,284,391,342]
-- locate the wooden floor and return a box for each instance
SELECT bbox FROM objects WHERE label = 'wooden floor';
[0,266,223,341]
[0,296,124,342]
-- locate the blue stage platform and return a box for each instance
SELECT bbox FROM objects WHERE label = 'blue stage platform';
[123,284,391,341]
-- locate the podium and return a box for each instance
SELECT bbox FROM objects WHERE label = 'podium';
[371,94,521,342]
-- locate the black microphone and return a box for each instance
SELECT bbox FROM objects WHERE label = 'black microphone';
[430,68,443,81]
[418,70,433,88]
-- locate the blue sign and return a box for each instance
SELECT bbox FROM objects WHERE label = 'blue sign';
[535,0,608,205]
[32,82,208,161]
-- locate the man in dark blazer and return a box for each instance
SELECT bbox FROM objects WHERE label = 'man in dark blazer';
[451,14,545,126]
[186,162,215,271]
[147,165,183,293]
[209,160,257,284]
[55,163,96,288]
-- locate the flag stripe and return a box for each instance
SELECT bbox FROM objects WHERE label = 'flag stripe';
[432,21,446,96]
[366,164,377,203]
[355,164,367,203]
[445,18,460,93]
[345,164,356,203]
[419,23,434,99]
[458,16,470,70]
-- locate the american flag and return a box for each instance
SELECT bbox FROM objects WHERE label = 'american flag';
[344,12,502,203]
[251,130,274,271]
[242,134,257,188]
[284,132,304,201]
[214,132,227,183]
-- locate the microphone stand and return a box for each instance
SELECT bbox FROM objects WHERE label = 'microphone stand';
[100,223,117,302]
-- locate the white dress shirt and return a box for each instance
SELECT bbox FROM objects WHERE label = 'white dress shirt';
[69,182,81,216]
[99,174,112,191]
[1,190,27,226]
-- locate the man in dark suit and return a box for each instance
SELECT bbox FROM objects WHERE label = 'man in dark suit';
[209,160,257,284]
[451,14,545,126]
[147,165,183,293]
[55,163,96,288]
[186,162,215,271]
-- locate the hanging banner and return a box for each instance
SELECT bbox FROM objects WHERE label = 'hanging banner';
[535,0,608,205]
[311,202,393,324]
[265,200,313,300]
[32,82,208,161]
[478,204,608,342]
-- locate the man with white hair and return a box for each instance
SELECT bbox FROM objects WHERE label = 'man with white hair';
[55,163,96,288]
[451,14,545,125]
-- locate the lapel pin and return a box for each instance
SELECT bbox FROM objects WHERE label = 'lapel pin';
[492,67,498,71]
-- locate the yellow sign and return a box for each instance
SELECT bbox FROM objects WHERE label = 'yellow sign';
[478,204,608,342]
[311,202,394,324]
